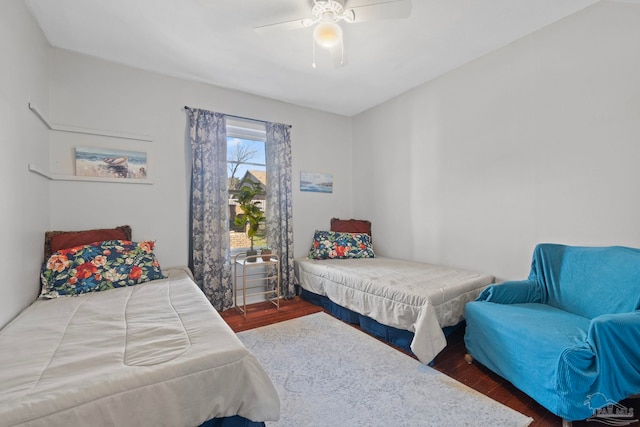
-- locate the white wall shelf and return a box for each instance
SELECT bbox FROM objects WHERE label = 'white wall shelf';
[28,103,153,142]
[28,164,153,185]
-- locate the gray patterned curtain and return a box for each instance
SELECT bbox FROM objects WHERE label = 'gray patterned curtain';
[265,122,297,298]
[187,108,233,311]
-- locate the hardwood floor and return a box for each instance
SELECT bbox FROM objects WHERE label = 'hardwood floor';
[220,296,323,332]
[221,298,639,427]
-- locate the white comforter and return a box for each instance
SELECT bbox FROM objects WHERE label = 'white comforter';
[0,268,279,427]
[295,257,495,363]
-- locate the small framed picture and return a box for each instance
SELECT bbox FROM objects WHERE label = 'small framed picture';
[300,171,333,193]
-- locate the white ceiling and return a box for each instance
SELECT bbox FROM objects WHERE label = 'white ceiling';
[24,0,602,117]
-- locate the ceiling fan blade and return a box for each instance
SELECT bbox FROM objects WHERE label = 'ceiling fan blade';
[346,0,412,23]
[254,17,314,34]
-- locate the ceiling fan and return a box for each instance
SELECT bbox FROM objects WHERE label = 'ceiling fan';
[254,0,412,68]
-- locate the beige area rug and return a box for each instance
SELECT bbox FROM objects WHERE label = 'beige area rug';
[238,312,532,427]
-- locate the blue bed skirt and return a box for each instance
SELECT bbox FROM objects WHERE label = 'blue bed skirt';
[199,416,264,427]
[300,289,461,357]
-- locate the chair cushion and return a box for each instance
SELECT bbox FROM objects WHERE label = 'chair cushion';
[464,301,592,416]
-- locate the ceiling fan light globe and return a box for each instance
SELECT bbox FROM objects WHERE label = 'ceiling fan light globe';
[314,21,342,48]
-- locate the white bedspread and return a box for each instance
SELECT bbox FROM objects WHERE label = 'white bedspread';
[0,268,279,427]
[295,257,495,363]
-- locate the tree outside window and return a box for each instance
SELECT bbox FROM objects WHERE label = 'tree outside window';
[227,136,267,250]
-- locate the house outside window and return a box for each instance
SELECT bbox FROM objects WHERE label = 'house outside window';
[226,117,267,250]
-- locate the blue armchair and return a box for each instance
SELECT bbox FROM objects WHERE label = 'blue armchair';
[464,243,640,422]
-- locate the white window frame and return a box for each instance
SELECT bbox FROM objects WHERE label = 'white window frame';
[226,117,267,254]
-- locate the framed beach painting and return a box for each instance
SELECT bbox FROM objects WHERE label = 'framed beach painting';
[300,171,333,193]
[75,146,147,179]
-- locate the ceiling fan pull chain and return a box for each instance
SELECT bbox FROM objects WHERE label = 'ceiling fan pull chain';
[312,38,317,68]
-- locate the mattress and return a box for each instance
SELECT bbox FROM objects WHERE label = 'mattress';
[295,257,495,363]
[0,268,279,427]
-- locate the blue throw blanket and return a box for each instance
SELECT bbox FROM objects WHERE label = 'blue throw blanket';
[465,243,640,421]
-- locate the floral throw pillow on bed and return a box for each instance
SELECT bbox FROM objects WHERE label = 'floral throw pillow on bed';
[308,230,375,260]
[41,239,164,298]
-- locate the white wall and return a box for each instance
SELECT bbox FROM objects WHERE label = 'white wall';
[48,49,353,269]
[9,0,638,327]
[0,1,51,327]
[352,1,640,280]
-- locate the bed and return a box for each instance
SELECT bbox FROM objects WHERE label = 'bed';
[295,219,495,364]
[0,226,279,427]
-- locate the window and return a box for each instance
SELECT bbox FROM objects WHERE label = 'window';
[226,117,267,250]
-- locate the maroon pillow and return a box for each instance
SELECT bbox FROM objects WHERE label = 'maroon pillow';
[330,218,372,237]
[44,225,132,259]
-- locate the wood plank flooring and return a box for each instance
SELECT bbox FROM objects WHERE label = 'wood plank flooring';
[220,296,324,332]
[221,298,639,427]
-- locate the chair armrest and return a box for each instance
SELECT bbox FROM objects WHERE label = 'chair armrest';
[586,311,640,399]
[476,280,544,304]
[588,311,640,350]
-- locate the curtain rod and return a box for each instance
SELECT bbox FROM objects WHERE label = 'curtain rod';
[183,106,292,128]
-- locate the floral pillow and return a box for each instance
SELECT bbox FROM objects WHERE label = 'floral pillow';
[308,230,375,260]
[41,239,164,298]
